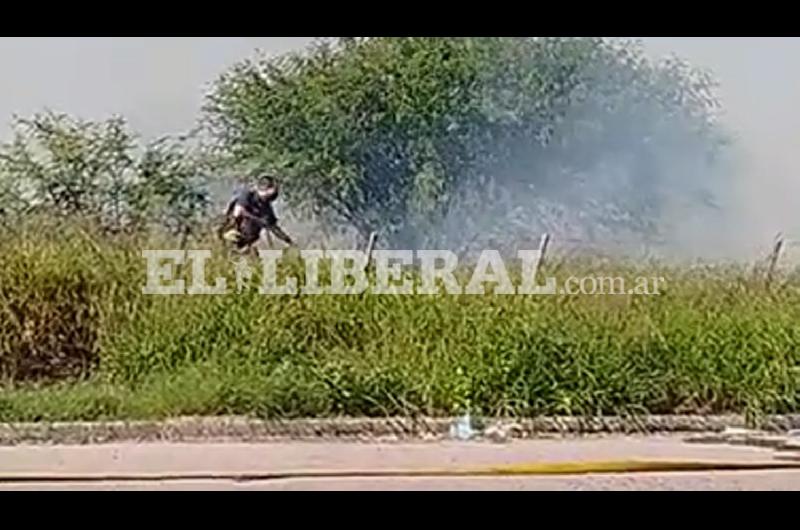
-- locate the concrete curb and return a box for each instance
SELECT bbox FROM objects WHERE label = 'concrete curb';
[2,415,800,446]
[684,427,800,452]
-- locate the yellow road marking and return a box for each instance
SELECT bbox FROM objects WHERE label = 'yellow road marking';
[2,460,800,483]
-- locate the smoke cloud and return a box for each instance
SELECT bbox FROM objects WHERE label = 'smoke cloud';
[0,37,797,261]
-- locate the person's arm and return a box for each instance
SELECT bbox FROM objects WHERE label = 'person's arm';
[267,224,294,246]
[260,203,292,245]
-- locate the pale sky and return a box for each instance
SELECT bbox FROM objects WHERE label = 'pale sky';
[1,37,796,152]
[640,38,800,177]
[0,37,314,138]
[2,37,798,163]
[1,37,797,244]
[639,38,800,246]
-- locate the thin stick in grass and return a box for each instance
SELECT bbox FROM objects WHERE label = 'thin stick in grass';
[766,233,785,288]
[364,231,378,271]
[536,233,551,285]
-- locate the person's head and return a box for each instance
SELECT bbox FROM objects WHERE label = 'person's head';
[254,175,279,201]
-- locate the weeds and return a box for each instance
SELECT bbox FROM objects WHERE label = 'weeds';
[1,223,798,421]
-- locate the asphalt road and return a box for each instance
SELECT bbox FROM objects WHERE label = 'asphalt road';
[1,435,799,490]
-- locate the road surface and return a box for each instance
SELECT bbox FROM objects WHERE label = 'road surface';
[1,435,799,490]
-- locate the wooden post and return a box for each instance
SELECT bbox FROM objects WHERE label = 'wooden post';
[766,233,785,288]
[539,233,551,261]
[364,231,378,271]
[536,233,551,285]
[178,225,191,250]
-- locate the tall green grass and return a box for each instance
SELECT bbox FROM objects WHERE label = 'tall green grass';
[1,222,799,422]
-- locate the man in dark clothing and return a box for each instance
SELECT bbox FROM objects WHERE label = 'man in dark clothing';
[223,176,294,253]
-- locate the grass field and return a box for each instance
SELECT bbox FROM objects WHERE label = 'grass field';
[1,221,799,423]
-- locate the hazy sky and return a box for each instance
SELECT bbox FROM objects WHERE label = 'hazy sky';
[1,37,797,247]
[0,37,313,138]
[640,38,800,248]
[2,37,797,165]
[641,38,800,176]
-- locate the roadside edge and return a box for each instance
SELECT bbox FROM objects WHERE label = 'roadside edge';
[3,415,800,446]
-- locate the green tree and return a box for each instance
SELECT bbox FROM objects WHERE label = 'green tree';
[0,112,211,239]
[205,37,729,250]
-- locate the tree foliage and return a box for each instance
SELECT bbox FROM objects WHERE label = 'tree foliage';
[0,112,210,238]
[205,37,729,251]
